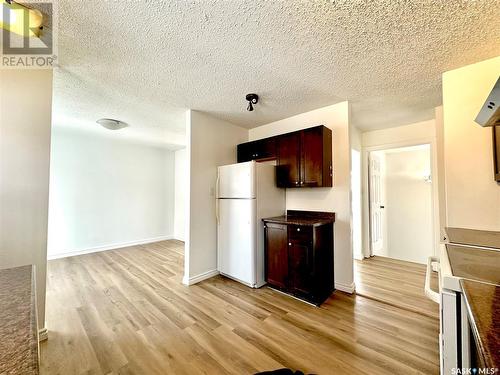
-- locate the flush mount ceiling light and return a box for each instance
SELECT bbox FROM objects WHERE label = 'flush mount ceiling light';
[96,118,128,130]
[246,93,259,112]
[0,0,44,38]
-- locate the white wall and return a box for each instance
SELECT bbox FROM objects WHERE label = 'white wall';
[443,56,500,231]
[435,106,447,240]
[249,102,354,293]
[184,110,248,284]
[0,69,53,329]
[350,125,363,260]
[362,120,435,147]
[374,146,433,264]
[361,119,441,258]
[351,149,362,260]
[174,148,187,241]
[47,127,175,258]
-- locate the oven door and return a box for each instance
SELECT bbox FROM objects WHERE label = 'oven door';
[440,288,471,374]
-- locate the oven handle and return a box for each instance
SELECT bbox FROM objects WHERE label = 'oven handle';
[425,256,440,304]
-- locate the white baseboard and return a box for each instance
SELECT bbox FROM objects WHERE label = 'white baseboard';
[353,252,364,261]
[336,281,356,294]
[47,235,174,260]
[182,269,219,285]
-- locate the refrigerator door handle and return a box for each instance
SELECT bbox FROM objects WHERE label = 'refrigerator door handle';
[216,173,220,199]
[216,199,219,225]
[215,174,220,224]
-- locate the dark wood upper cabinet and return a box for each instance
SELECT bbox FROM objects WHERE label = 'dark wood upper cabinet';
[277,125,332,188]
[236,125,332,188]
[236,142,254,163]
[264,223,288,289]
[301,126,332,187]
[277,131,301,187]
[237,137,276,163]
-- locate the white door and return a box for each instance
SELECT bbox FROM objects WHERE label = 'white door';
[218,162,255,199]
[369,153,384,255]
[217,198,256,286]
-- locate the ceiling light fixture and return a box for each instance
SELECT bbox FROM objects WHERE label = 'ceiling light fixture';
[246,93,259,112]
[96,118,128,130]
[0,0,44,38]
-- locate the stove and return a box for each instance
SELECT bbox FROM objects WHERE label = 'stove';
[433,228,500,374]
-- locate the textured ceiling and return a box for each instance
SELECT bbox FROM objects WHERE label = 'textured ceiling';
[53,0,500,145]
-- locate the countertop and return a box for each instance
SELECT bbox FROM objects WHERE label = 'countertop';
[262,210,335,227]
[0,265,39,375]
[446,227,500,249]
[460,279,500,370]
[446,244,500,285]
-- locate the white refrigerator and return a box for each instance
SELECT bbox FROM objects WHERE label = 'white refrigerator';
[216,161,285,288]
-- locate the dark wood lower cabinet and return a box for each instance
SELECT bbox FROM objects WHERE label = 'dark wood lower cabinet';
[264,223,288,289]
[263,212,335,306]
[288,241,313,297]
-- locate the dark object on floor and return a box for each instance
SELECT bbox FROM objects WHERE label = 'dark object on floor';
[255,369,306,375]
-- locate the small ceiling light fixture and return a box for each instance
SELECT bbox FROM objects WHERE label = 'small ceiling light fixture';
[96,118,128,130]
[1,0,44,38]
[246,93,259,112]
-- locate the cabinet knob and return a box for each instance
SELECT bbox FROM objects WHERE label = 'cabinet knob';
[297,228,301,232]
[295,181,299,185]
[288,242,292,246]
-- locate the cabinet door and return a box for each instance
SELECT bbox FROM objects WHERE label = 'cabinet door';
[301,126,324,187]
[288,226,313,296]
[237,142,254,163]
[288,241,313,297]
[277,132,301,187]
[237,138,277,163]
[259,137,277,161]
[264,223,288,289]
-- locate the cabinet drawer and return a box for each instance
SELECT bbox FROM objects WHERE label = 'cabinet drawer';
[288,225,312,244]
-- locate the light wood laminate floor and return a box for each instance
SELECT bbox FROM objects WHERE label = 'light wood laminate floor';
[355,256,440,318]
[41,241,439,375]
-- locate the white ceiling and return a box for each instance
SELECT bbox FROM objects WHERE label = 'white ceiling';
[53,0,500,145]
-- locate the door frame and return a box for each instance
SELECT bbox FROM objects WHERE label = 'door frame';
[361,138,440,260]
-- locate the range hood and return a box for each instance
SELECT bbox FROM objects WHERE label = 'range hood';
[475,76,500,127]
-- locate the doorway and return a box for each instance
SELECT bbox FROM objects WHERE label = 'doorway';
[354,143,438,317]
[368,144,434,264]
